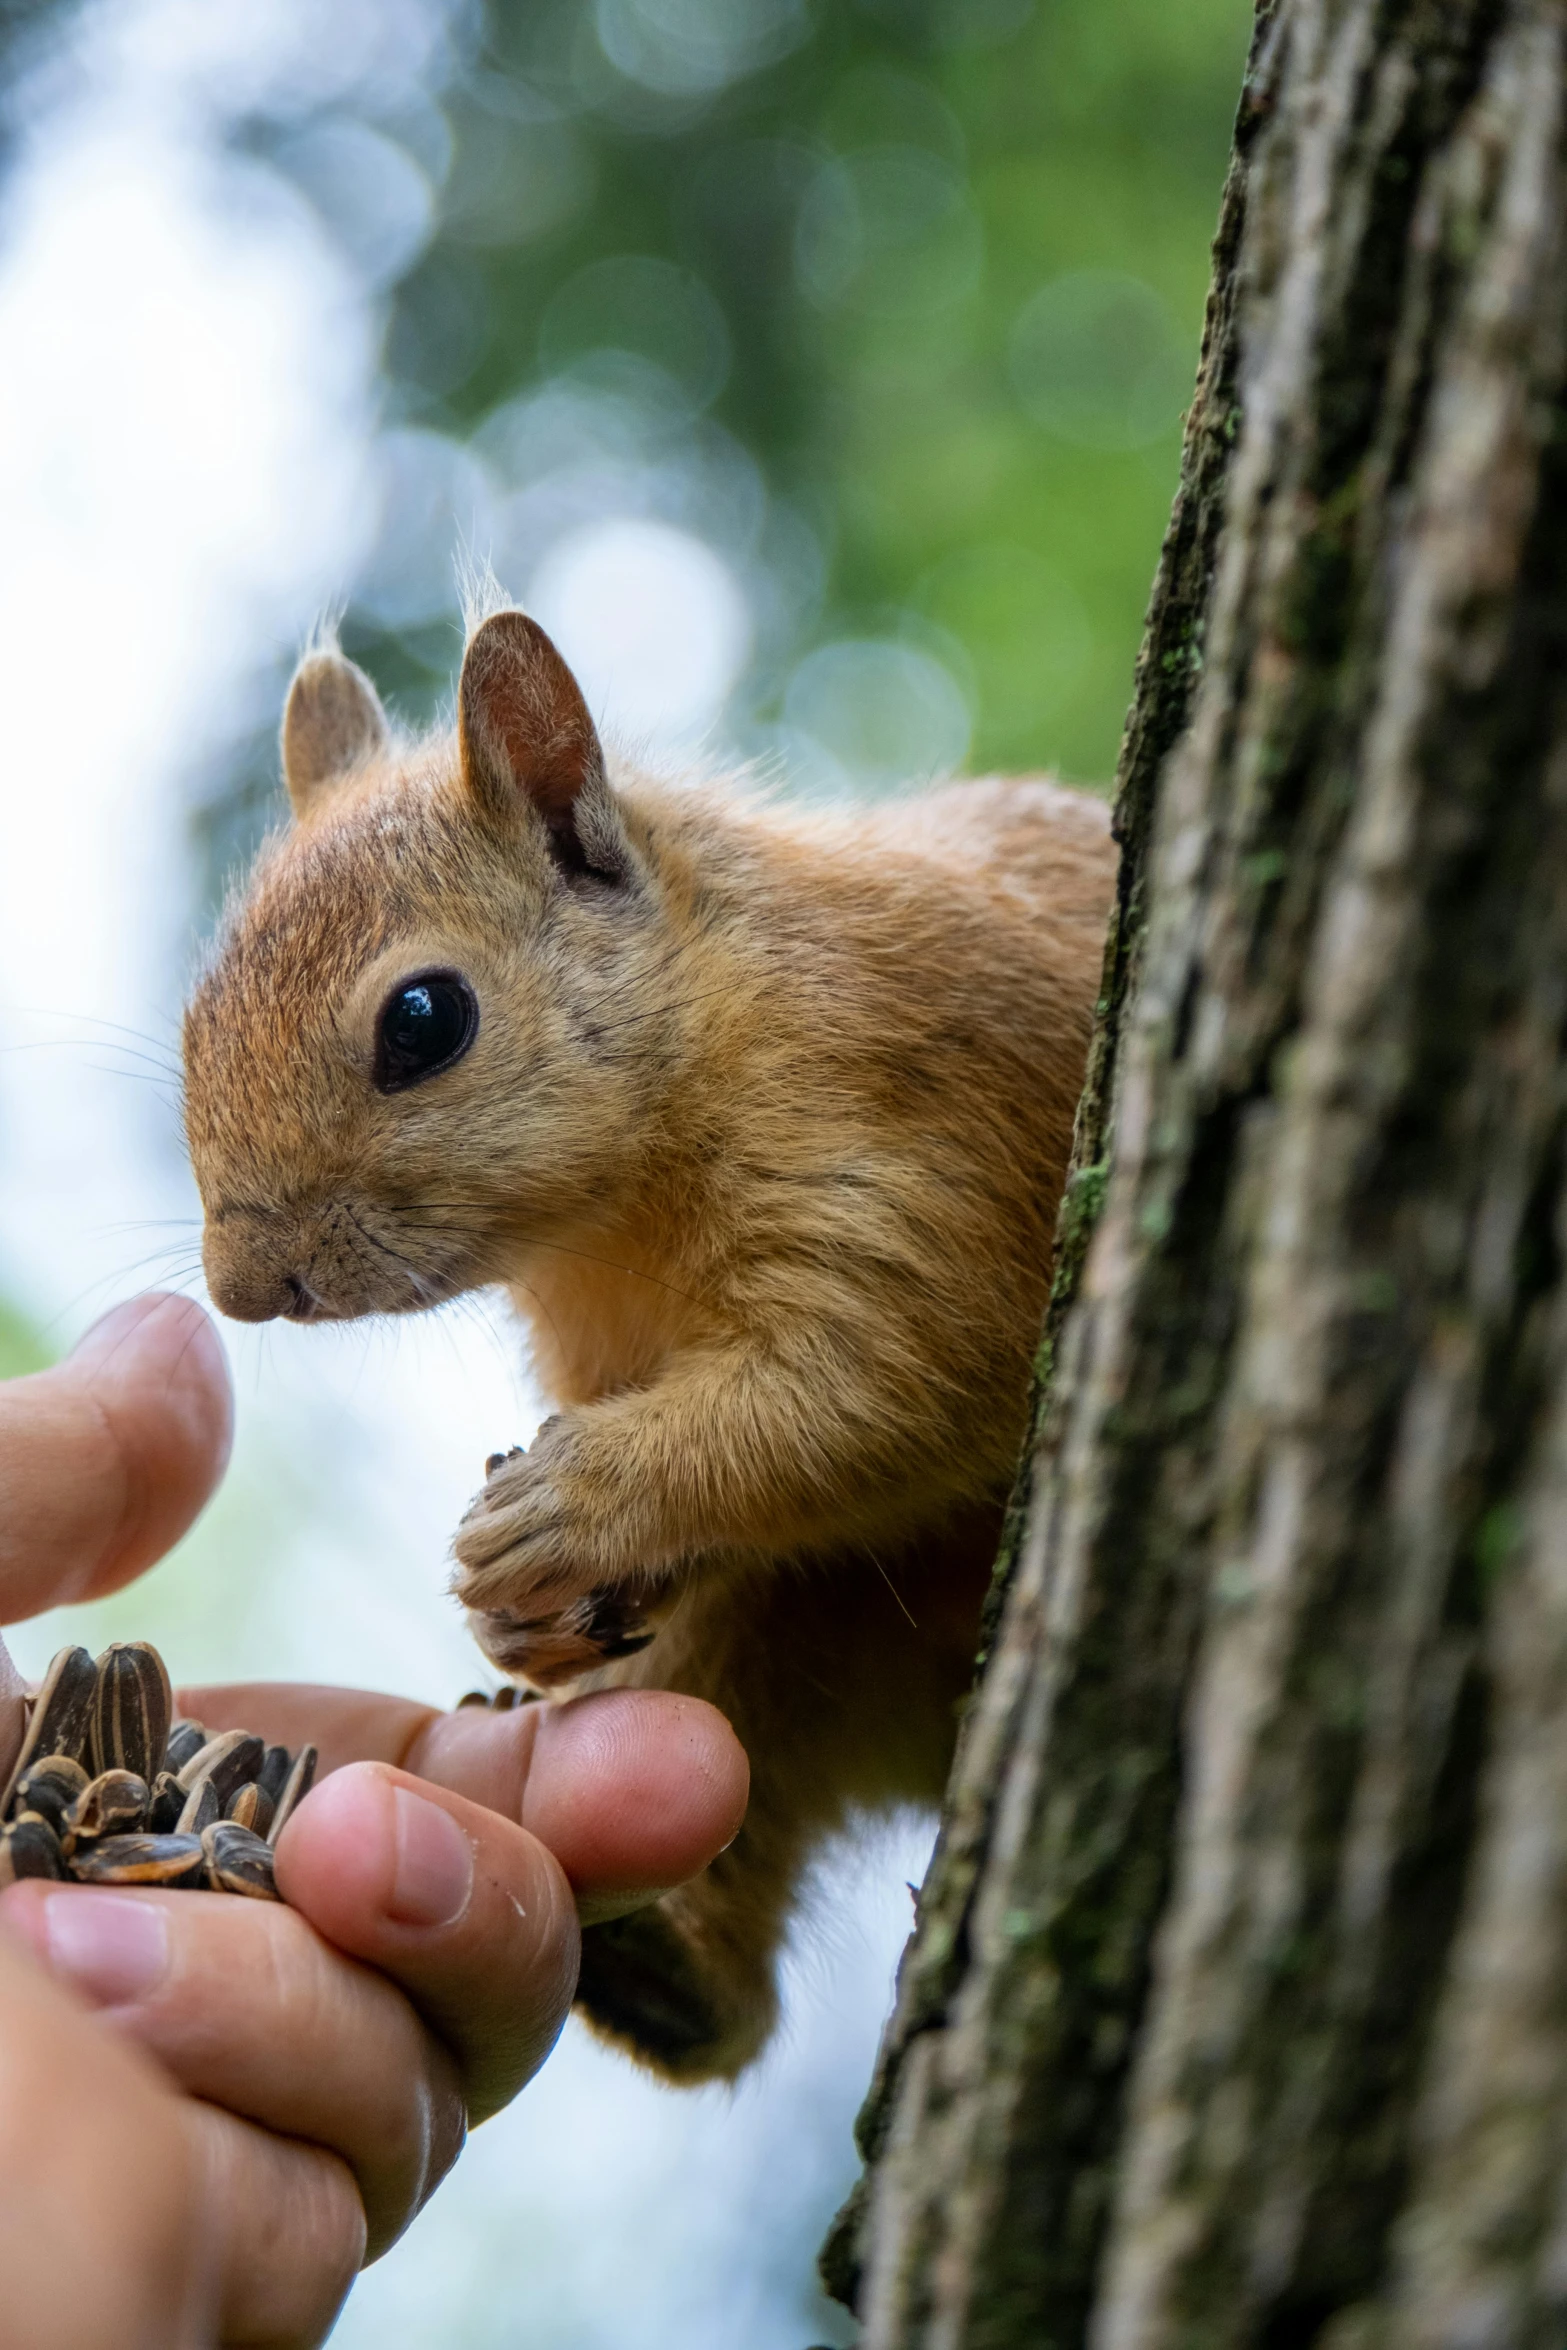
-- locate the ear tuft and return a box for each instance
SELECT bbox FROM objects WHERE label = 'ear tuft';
[458,611,622,879]
[281,652,389,818]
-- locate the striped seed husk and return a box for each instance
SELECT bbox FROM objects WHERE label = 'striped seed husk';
[175,1774,223,1838]
[0,1648,97,1814]
[164,1720,209,1775]
[226,1781,273,1837]
[72,1833,206,1888]
[266,1745,317,1847]
[89,1644,172,1786]
[12,1756,90,1837]
[174,1730,266,1808]
[0,1813,65,1883]
[147,1771,185,1834]
[62,1770,149,1851]
[201,1821,279,1901]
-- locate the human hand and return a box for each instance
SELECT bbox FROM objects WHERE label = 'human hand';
[0,1296,747,2346]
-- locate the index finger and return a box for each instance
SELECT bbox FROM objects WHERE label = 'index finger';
[0,1295,231,1619]
[180,1682,749,1920]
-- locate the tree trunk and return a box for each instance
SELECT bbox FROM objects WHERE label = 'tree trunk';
[825,2,1567,2342]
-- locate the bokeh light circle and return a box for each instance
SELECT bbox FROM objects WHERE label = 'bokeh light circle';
[783,639,971,793]
[594,0,810,98]
[526,515,752,748]
[795,147,982,319]
[538,253,731,416]
[1009,269,1191,451]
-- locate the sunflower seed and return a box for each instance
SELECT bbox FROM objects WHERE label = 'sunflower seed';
[71,1833,206,1888]
[10,1756,90,1835]
[0,1643,323,1904]
[164,1720,208,1775]
[89,1643,172,1785]
[62,1771,149,1849]
[28,1649,99,1758]
[0,1647,97,1813]
[175,1775,222,1837]
[174,1730,265,1807]
[257,1745,291,1805]
[266,1744,317,1846]
[147,1770,185,1833]
[201,1821,279,1900]
[0,1814,65,1882]
[226,1781,272,1836]
[16,1783,70,1837]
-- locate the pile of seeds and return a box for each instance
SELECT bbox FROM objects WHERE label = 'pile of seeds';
[0,1643,316,1901]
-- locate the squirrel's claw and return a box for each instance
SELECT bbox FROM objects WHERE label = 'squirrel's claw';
[468,1587,655,1690]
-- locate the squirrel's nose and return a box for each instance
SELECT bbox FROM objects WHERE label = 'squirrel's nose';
[202,1231,308,1324]
[205,1269,300,1323]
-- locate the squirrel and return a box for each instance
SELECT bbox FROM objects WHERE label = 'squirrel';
[182,605,1117,2082]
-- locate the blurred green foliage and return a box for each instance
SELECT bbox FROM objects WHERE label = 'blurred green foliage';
[341,0,1253,787]
[0,1295,48,1379]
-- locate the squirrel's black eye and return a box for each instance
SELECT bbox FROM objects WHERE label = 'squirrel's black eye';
[374,970,478,1094]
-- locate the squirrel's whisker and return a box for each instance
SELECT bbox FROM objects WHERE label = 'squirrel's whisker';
[570,977,748,1035]
[39,1255,207,1340]
[0,1039,183,1084]
[382,1208,709,1311]
[93,1218,203,1235]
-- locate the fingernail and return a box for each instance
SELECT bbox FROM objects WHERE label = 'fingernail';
[43,1892,170,2006]
[390,1788,474,1928]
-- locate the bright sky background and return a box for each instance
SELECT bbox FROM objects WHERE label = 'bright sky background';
[0,3,925,2340]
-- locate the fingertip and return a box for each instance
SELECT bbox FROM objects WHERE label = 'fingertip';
[69,1294,233,1596]
[71,1291,202,1367]
[525,1690,749,1904]
[277,1762,528,1947]
[0,1294,234,1618]
[272,1764,397,1931]
[74,1294,234,1479]
[276,1760,581,2117]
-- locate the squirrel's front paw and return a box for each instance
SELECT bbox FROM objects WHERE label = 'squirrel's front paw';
[453,1421,655,1686]
[454,1418,587,1601]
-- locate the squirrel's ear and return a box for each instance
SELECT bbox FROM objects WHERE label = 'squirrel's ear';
[458,610,626,880]
[281,652,389,819]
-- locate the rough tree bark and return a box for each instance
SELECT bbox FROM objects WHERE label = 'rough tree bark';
[823,2,1567,2342]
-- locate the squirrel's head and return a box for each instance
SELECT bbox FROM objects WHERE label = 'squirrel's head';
[183,610,668,1323]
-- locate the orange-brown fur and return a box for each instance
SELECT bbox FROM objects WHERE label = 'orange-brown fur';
[182,611,1116,2080]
